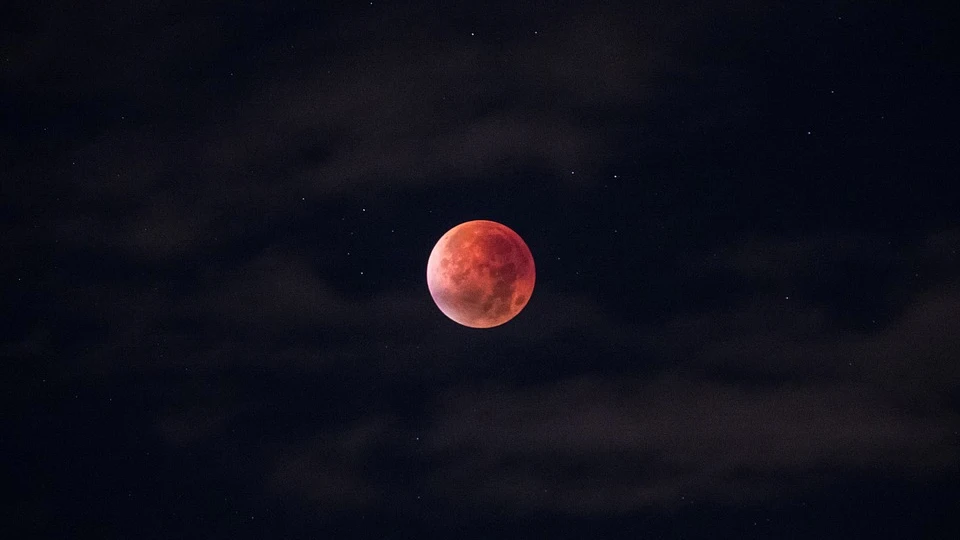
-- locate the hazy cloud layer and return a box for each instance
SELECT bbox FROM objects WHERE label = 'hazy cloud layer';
[8,0,957,530]
[11,1,769,262]
[139,230,960,517]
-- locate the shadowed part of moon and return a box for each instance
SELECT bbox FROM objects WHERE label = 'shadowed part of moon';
[426,220,536,328]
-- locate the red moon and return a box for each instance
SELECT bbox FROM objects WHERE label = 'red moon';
[427,220,536,328]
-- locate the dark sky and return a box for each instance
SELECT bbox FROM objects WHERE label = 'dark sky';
[5,1,959,538]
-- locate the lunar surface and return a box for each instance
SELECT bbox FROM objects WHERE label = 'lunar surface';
[426,220,535,328]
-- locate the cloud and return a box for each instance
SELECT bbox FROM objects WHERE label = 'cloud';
[267,417,403,509]
[420,377,956,514]
[253,230,960,517]
[10,0,956,523]
[28,1,757,262]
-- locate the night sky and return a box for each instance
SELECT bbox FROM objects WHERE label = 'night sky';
[5,1,960,538]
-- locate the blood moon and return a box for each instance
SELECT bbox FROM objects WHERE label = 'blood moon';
[427,220,535,328]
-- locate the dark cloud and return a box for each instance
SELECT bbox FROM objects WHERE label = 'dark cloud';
[146,230,955,518]
[16,0,774,265]
[421,378,956,514]
[8,1,958,536]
